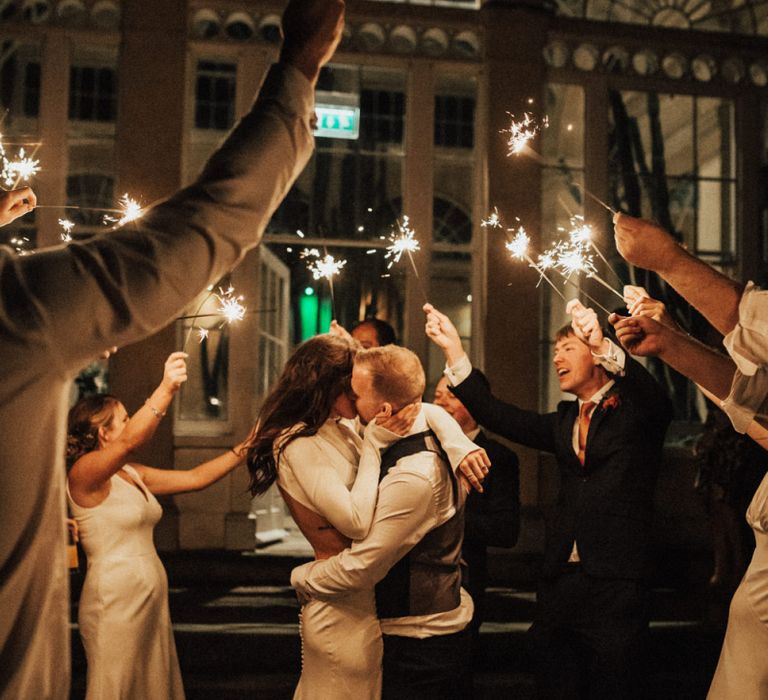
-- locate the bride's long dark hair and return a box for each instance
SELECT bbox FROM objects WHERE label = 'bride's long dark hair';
[245,334,356,495]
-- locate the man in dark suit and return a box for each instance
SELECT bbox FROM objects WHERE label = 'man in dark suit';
[425,300,672,700]
[434,373,520,632]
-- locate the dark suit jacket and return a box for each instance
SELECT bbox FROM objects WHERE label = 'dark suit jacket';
[451,356,672,580]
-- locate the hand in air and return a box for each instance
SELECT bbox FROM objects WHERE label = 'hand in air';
[610,314,667,357]
[566,299,604,352]
[623,286,678,331]
[613,212,678,273]
[162,352,189,392]
[423,304,464,364]
[0,187,36,227]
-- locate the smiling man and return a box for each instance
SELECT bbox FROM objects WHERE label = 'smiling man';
[424,300,672,700]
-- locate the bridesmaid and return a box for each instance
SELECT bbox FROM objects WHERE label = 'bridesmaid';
[66,352,247,700]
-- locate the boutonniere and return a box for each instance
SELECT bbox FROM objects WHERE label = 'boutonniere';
[601,394,621,411]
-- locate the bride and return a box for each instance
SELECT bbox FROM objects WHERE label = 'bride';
[245,334,484,699]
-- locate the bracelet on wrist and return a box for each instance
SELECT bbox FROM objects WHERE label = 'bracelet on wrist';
[145,401,166,419]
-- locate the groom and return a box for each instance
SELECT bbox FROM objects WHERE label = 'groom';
[425,300,672,699]
[291,344,480,699]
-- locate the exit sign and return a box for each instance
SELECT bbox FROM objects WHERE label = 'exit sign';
[315,91,360,140]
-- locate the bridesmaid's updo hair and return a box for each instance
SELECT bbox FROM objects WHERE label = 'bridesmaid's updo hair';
[245,335,356,496]
[66,394,121,471]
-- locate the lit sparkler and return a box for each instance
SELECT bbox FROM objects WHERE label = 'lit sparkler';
[504,112,549,156]
[215,286,246,324]
[301,247,347,318]
[384,216,428,302]
[197,328,209,343]
[563,214,623,286]
[59,218,75,241]
[384,216,421,269]
[1,141,41,189]
[104,194,143,227]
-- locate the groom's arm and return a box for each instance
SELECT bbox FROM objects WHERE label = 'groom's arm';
[291,471,439,599]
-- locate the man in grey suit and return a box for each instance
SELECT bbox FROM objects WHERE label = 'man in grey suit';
[0,2,344,697]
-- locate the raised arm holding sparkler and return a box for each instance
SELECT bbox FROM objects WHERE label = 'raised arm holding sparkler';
[0,186,36,227]
[0,2,345,697]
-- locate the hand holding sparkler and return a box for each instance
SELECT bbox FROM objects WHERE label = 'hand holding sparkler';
[0,186,36,227]
[623,286,679,332]
[566,298,607,354]
[613,212,680,274]
[328,319,354,343]
[423,303,466,367]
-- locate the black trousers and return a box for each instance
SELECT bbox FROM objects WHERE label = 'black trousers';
[529,566,650,700]
[382,628,471,700]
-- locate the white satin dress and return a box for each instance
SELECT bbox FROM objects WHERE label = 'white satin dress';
[708,471,768,699]
[279,405,479,700]
[67,466,184,700]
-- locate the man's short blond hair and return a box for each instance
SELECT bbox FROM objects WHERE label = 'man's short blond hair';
[355,345,425,411]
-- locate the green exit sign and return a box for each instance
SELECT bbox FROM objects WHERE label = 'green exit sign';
[315,91,360,140]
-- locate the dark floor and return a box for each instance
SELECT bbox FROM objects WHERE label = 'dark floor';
[69,546,727,700]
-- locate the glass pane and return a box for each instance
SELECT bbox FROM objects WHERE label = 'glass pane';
[696,97,735,180]
[268,64,405,242]
[265,242,405,347]
[697,180,736,264]
[0,39,41,124]
[542,83,584,169]
[427,251,471,394]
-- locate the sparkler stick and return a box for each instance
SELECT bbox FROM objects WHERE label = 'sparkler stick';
[572,182,617,216]
[181,285,246,351]
[505,226,567,302]
[385,216,428,303]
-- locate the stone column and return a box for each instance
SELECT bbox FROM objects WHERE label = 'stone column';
[110,0,188,549]
[479,0,554,505]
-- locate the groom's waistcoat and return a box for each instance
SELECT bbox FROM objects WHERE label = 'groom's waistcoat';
[374,430,465,619]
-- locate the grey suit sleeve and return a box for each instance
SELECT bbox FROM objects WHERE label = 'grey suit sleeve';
[0,63,314,372]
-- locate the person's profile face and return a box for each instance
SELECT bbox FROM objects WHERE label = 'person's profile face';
[351,323,380,349]
[350,365,381,424]
[99,403,129,446]
[433,377,475,433]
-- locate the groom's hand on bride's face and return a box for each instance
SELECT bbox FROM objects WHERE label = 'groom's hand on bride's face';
[377,402,420,435]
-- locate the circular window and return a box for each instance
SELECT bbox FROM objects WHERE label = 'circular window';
[691,55,716,82]
[543,41,569,69]
[662,53,687,79]
[721,57,745,84]
[191,9,221,39]
[632,50,659,76]
[573,44,599,71]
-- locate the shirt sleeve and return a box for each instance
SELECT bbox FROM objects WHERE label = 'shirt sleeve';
[444,353,473,386]
[281,434,379,541]
[422,402,482,472]
[290,471,436,599]
[721,365,768,434]
[591,338,626,376]
[723,282,768,376]
[4,63,314,373]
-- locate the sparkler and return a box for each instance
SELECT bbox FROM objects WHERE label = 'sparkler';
[552,238,624,301]
[499,219,566,302]
[301,247,347,318]
[563,214,623,287]
[0,137,41,189]
[181,284,247,351]
[384,216,428,302]
[504,112,549,156]
[58,218,75,241]
[103,194,143,227]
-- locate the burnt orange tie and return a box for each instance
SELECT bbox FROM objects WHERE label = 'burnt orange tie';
[577,401,596,465]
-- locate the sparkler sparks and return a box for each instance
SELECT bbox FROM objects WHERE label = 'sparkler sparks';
[301,248,347,281]
[504,112,549,156]
[481,208,502,229]
[384,216,421,269]
[104,194,143,227]
[215,286,246,324]
[58,218,75,241]
[505,227,531,261]
[197,328,209,343]
[1,140,41,189]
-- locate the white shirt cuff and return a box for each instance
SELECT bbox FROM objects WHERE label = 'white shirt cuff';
[721,364,768,433]
[723,281,768,376]
[444,354,472,386]
[591,338,626,376]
